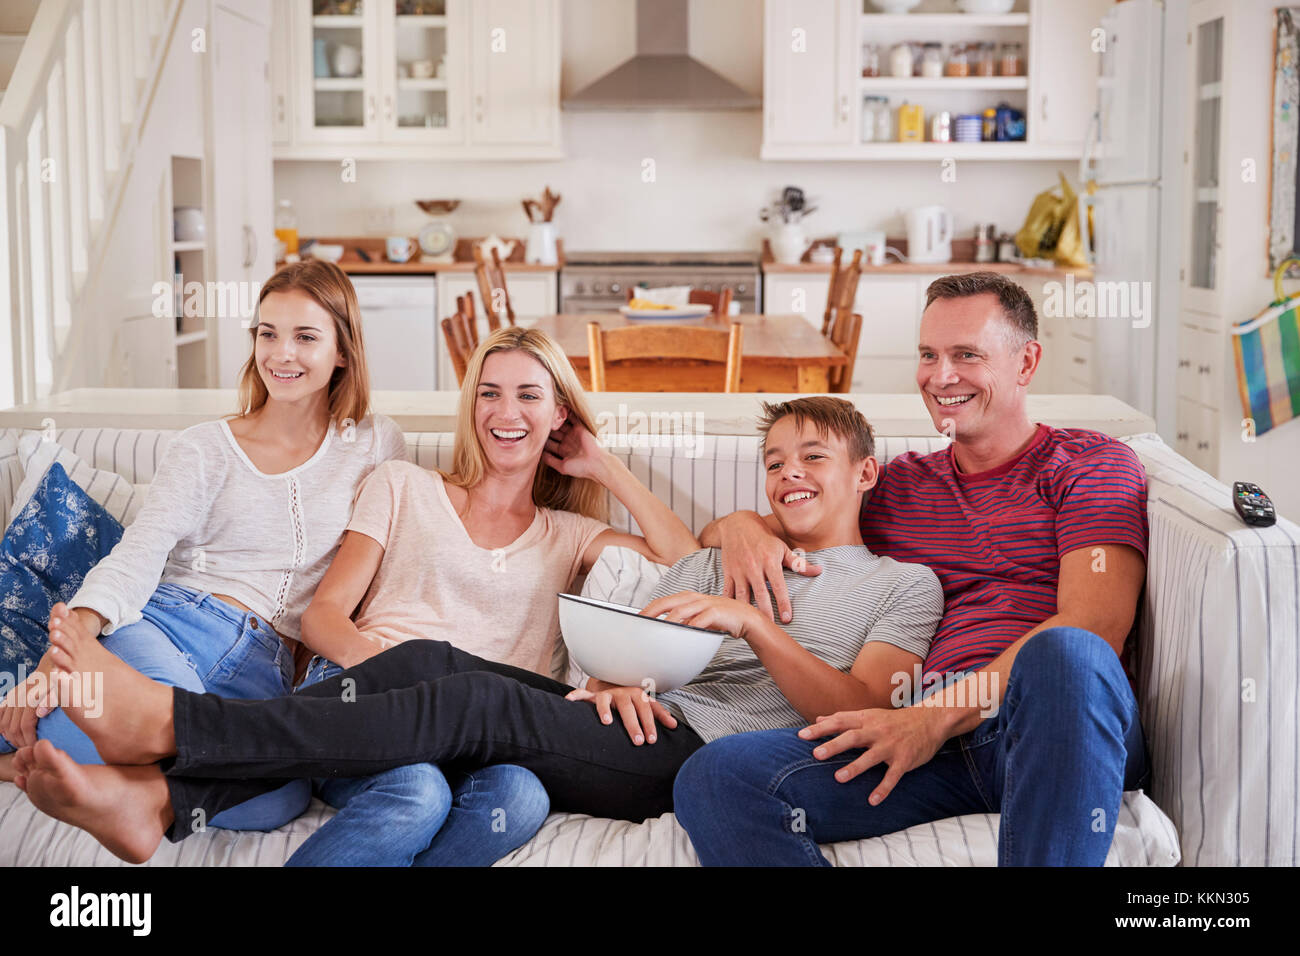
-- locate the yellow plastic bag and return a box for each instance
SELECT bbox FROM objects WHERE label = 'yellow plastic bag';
[1015,173,1088,267]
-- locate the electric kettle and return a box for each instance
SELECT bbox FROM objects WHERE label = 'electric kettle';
[905,206,953,264]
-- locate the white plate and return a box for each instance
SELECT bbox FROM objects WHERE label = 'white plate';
[617,304,714,321]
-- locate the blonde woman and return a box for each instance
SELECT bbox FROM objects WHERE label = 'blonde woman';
[0,260,409,834]
[13,327,702,864]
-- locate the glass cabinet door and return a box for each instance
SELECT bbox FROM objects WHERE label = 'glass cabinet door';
[1188,14,1223,296]
[305,0,376,137]
[386,0,462,141]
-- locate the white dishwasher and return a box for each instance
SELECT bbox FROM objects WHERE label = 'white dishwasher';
[351,275,439,391]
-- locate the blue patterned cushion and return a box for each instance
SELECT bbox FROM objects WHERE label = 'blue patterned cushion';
[0,463,123,674]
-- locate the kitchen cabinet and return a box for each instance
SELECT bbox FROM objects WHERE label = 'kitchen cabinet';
[271,1,295,146]
[277,0,561,160]
[763,0,857,149]
[761,0,1105,161]
[435,271,558,388]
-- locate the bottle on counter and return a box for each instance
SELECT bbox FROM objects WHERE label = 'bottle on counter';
[274,199,299,256]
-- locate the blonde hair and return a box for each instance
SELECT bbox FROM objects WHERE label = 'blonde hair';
[235,260,371,428]
[443,327,608,522]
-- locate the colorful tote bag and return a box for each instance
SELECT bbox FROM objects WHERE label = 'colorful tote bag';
[1232,258,1300,436]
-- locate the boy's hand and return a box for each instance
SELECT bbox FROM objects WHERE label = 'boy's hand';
[640,591,761,640]
[716,512,820,624]
[565,679,678,745]
[799,707,949,807]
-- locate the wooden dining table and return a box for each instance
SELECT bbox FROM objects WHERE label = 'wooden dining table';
[531,313,847,393]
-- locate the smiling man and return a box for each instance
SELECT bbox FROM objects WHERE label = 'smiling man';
[678,271,1152,866]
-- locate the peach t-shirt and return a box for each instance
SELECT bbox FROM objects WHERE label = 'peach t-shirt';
[344,460,609,675]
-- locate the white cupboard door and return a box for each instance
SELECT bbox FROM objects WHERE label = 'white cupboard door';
[469,0,559,146]
[762,275,830,329]
[270,0,294,145]
[763,0,855,147]
[853,279,918,358]
[296,0,381,143]
[381,0,467,144]
[1028,0,1110,149]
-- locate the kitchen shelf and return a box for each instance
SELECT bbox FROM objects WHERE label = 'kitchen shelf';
[763,141,1072,161]
[395,14,447,26]
[860,13,1030,28]
[314,77,364,91]
[397,78,448,90]
[859,76,1027,90]
[172,240,205,252]
[312,15,364,28]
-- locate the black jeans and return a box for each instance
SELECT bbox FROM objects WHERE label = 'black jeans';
[163,640,705,840]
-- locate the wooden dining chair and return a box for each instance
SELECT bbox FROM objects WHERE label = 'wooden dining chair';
[455,293,480,348]
[473,245,516,330]
[826,311,863,394]
[624,286,734,317]
[821,248,863,336]
[440,309,475,386]
[586,321,744,392]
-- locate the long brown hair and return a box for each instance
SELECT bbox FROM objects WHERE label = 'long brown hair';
[443,327,608,521]
[236,260,371,428]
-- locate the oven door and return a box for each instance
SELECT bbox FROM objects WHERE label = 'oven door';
[559,297,628,314]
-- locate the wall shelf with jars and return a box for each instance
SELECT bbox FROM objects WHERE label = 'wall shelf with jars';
[762,0,1110,161]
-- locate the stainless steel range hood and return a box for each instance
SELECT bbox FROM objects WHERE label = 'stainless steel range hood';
[562,0,760,111]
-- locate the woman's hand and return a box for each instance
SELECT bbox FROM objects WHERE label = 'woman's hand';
[565,678,678,745]
[799,706,950,806]
[640,590,762,640]
[543,419,610,482]
[0,650,55,749]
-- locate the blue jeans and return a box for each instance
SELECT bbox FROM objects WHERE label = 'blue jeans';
[285,656,550,867]
[0,582,311,831]
[672,626,1151,866]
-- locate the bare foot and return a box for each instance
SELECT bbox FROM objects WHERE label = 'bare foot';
[44,611,176,764]
[14,740,174,864]
[0,752,14,782]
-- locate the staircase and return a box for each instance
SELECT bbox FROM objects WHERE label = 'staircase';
[0,0,181,409]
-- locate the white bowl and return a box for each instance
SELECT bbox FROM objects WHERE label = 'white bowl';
[956,0,1015,14]
[558,593,725,693]
[307,243,344,263]
[870,0,921,13]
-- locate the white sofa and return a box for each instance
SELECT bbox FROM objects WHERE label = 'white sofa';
[0,423,1295,867]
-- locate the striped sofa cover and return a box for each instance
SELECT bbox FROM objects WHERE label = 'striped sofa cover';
[0,424,1293,866]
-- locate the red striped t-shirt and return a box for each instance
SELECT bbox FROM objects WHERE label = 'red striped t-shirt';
[859,423,1148,676]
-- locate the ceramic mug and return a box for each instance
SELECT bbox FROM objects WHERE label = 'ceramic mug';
[386,236,415,263]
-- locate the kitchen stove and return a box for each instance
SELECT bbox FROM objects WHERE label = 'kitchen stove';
[560,251,761,314]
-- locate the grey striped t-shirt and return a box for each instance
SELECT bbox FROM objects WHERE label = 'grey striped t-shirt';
[654,546,943,743]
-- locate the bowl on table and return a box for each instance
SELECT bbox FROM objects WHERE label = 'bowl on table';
[558,593,725,693]
[618,303,714,322]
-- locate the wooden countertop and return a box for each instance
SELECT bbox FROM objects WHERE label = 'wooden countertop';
[297,236,561,275]
[0,389,1156,438]
[762,259,1088,279]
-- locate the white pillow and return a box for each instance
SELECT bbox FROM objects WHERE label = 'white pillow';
[9,431,149,530]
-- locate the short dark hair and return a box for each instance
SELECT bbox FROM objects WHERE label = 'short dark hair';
[757,396,874,461]
[924,272,1037,344]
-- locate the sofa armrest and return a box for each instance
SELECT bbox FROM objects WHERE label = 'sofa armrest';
[1124,435,1300,866]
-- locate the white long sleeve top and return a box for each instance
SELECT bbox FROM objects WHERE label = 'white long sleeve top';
[68,413,409,640]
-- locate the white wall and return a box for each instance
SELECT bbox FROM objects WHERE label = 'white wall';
[272,0,1076,251]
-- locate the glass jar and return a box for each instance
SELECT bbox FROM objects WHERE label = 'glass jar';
[998,42,1024,77]
[945,43,969,77]
[862,42,881,78]
[889,42,914,78]
[973,42,995,77]
[874,97,894,142]
[920,43,944,78]
[274,199,298,256]
[861,97,876,142]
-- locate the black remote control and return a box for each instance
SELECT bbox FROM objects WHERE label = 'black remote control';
[1232,481,1276,527]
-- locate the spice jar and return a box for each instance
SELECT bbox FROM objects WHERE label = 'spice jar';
[998,42,1024,77]
[862,42,881,78]
[920,43,944,78]
[889,42,914,78]
[973,42,995,77]
[945,43,969,77]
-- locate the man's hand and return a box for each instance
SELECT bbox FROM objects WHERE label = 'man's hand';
[640,591,762,640]
[0,650,56,749]
[799,706,950,807]
[716,512,820,624]
[565,679,678,746]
